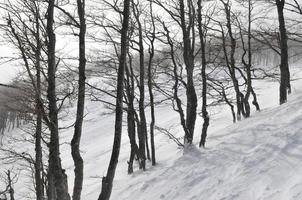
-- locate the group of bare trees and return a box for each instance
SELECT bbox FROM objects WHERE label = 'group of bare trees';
[0,0,301,200]
[0,0,86,199]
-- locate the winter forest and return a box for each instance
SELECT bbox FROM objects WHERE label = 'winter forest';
[0,0,301,199]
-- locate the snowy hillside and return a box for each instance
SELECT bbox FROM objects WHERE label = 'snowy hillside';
[66,66,302,200]
[1,0,302,199]
[110,86,302,200]
[0,65,302,199]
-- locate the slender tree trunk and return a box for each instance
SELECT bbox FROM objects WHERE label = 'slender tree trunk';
[71,1,86,200]
[276,0,291,104]
[251,88,260,111]
[34,2,44,199]
[98,0,130,199]
[179,0,197,144]
[162,23,190,144]
[243,0,252,118]
[148,1,156,165]
[46,1,70,199]
[221,0,243,120]
[197,0,209,148]
[35,111,44,200]
[7,170,15,200]
[125,62,140,174]
[132,1,147,169]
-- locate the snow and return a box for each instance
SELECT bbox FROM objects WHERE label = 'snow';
[106,74,302,200]
[54,63,302,200]
[82,65,302,200]
[1,62,302,199]
[0,0,302,199]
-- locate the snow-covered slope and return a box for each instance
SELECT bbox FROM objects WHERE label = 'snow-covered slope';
[2,65,302,200]
[71,66,302,200]
[110,88,302,200]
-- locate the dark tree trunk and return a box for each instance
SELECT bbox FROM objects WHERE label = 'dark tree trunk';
[240,0,260,116]
[35,108,44,200]
[243,0,252,118]
[221,0,243,121]
[276,0,291,104]
[162,23,190,144]
[46,1,70,199]
[125,61,140,174]
[98,0,130,199]
[71,1,86,200]
[47,173,56,200]
[34,3,44,199]
[223,89,236,123]
[7,171,15,200]
[251,88,260,111]
[145,130,151,161]
[132,1,147,170]
[179,0,197,144]
[147,0,156,166]
[197,0,210,148]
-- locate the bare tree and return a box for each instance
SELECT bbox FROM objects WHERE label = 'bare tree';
[275,0,291,104]
[197,0,210,147]
[98,0,131,199]
[146,0,156,165]
[131,0,147,169]
[71,0,86,199]
[46,0,70,199]
[0,170,16,200]
[154,0,198,145]
[179,0,198,144]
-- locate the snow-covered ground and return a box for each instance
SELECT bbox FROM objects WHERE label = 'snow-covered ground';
[70,64,302,200]
[85,64,302,200]
[1,63,302,200]
[110,80,302,200]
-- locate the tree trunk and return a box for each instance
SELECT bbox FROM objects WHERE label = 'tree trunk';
[125,62,140,174]
[46,1,70,199]
[197,0,210,148]
[179,0,197,144]
[221,0,243,121]
[34,3,44,199]
[132,0,147,170]
[35,110,44,200]
[7,171,15,200]
[276,0,291,104]
[162,23,190,144]
[71,1,86,200]
[98,0,130,199]
[243,0,252,118]
[147,1,156,165]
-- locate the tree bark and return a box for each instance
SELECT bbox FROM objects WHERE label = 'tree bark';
[34,2,44,199]
[7,170,15,200]
[197,0,209,148]
[125,61,140,174]
[221,0,244,121]
[71,0,86,200]
[46,1,70,199]
[179,0,197,144]
[162,23,190,144]
[276,0,291,104]
[132,0,147,169]
[98,0,130,199]
[147,0,156,166]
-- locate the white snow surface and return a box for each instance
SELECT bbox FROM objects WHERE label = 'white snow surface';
[70,64,302,200]
[110,92,302,200]
[2,64,302,200]
[108,73,302,200]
